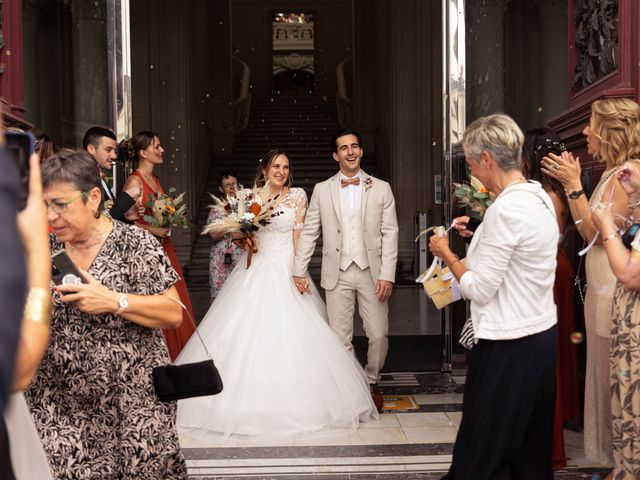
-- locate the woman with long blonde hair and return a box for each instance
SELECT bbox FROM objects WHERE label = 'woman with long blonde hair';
[543,97,640,467]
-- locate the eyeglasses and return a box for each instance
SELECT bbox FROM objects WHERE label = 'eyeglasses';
[45,191,87,214]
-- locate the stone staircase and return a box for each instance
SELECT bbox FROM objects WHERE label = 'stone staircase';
[184,93,380,315]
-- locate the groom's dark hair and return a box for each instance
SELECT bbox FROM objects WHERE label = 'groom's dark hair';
[331,129,362,153]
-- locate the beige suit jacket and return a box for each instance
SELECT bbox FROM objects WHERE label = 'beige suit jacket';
[292,171,399,290]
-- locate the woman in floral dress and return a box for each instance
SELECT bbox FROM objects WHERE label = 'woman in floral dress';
[593,157,640,480]
[208,171,242,301]
[26,150,187,479]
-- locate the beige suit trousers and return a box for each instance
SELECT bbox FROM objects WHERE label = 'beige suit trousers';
[325,263,389,384]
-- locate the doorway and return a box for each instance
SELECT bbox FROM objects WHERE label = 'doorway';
[272,11,316,95]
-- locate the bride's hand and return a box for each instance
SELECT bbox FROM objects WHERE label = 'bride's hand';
[293,275,311,295]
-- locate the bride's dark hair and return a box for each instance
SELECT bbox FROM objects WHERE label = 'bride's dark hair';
[254,149,293,188]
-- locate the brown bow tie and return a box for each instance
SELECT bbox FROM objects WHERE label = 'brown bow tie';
[340,177,360,188]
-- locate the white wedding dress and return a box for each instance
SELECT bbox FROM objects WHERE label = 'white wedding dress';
[176,188,377,441]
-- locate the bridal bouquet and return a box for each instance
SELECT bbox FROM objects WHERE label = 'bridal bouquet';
[144,188,190,230]
[202,184,282,267]
[453,176,495,219]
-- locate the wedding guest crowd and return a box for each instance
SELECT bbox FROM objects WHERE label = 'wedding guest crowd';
[6,93,640,480]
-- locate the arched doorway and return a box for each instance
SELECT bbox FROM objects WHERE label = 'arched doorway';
[272,11,316,95]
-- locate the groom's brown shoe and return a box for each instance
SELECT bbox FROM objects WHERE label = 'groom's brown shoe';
[370,383,384,412]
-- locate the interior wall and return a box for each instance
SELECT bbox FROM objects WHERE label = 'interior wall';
[231,0,352,98]
[373,0,443,277]
[504,0,569,131]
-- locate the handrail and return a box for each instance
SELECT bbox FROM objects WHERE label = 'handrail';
[232,56,252,131]
[336,56,353,128]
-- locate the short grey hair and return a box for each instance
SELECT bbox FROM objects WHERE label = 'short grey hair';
[462,113,524,171]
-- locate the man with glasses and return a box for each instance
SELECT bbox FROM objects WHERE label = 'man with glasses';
[82,127,140,222]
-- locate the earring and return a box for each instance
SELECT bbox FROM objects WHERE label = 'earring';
[94,210,101,219]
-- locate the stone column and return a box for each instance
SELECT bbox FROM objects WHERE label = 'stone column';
[71,0,109,145]
[466,0,509,121]
[210,0,234,155]
[374,0,442,277]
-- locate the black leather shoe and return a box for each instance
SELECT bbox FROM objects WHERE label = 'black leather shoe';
[370,383,383,412]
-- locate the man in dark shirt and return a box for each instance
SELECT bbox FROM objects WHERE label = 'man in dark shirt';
[83,127,139,221]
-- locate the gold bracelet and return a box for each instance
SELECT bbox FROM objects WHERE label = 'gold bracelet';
[602,233,619,243]
[23,287,53,327]
[448,255,461,268]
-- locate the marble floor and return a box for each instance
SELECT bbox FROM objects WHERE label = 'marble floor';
[181,285,607,478]
[179,372,610,479]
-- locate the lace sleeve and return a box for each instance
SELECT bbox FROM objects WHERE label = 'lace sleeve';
[290,188,308,231]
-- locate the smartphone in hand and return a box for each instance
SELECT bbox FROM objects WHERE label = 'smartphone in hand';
[5,131,35,210]
[51,250,86,285]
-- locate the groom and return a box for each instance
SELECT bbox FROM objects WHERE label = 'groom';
[292,129,398,411]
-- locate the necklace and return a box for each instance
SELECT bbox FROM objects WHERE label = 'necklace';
[496,176,527,197]
[66,220,112,252]
[629,199,640,210]
[505,176,527,189]
[137,170,159,193]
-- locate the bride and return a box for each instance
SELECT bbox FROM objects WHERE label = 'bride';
[176,149,378,441]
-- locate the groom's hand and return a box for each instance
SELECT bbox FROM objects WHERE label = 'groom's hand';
[376,280,393,303]
[293,276,311,295]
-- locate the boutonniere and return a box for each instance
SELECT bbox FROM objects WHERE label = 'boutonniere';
[364,176,373,192]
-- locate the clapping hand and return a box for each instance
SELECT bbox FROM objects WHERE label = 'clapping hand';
[617,162,640,201]
[541,151,582,191]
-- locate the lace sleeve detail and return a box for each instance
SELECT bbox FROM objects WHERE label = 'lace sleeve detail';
[290,188,308,231]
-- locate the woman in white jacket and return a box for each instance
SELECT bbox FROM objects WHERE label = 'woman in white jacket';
[430,113,559,480]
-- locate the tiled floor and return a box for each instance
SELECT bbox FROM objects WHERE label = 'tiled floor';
[179,373,611,479]
[181,285,608,479]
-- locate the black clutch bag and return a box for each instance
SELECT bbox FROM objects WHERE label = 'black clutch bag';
[152,298,223,402]
[153,359,223,402]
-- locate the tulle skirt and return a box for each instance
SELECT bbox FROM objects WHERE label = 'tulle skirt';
[176,251,378,442]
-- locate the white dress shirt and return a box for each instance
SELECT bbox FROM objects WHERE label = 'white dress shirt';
[339,170,363,210]
[460,181,559,341]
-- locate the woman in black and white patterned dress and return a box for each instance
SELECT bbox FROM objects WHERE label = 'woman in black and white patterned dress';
[25,150,188,479]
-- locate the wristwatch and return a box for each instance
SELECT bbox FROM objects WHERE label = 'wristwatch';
[567,189,585,200]
[116,293,129,315]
